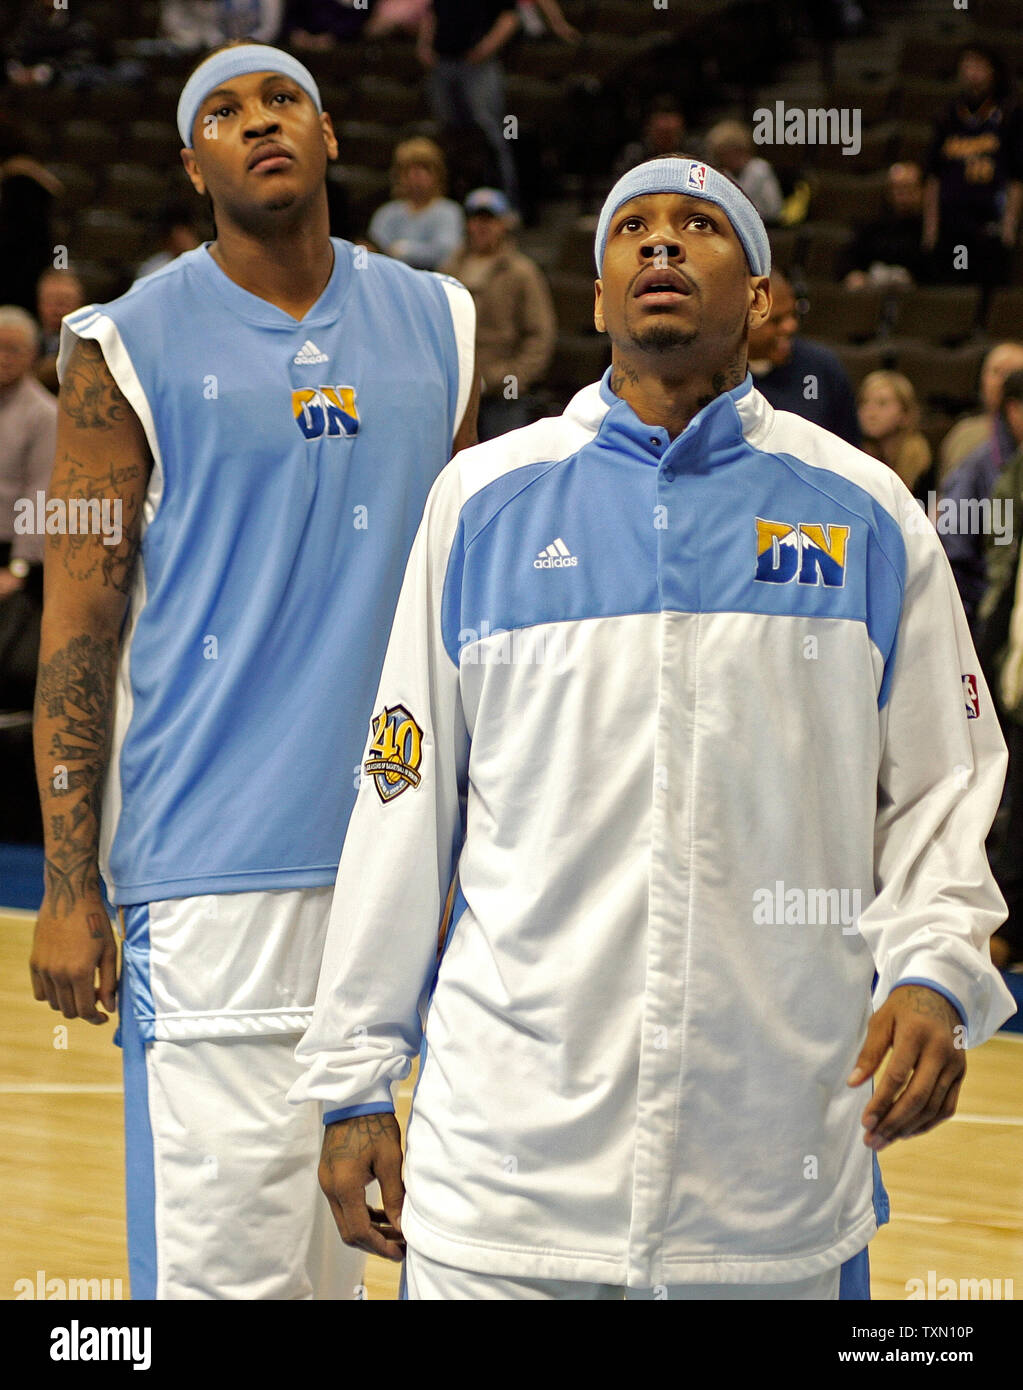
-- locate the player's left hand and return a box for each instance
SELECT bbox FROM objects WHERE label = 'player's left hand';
[847,983,965,1149]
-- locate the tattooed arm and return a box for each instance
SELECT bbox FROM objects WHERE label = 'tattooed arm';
[318,1113,406,1262]
[30,336,152,1024]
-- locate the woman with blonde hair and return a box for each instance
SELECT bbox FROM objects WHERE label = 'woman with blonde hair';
[858,370,936,500]
[368,137,465,270]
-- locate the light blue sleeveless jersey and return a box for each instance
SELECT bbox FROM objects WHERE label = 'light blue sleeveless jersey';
[58,239,475,904]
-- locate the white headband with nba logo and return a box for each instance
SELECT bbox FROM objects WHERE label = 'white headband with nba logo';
[177,44,323,147]
[594,156,771,276]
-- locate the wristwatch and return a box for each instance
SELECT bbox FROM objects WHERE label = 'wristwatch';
[8,558,30,579]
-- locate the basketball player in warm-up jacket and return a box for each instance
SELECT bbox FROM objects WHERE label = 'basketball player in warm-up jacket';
[292,157,1015,1299]
[29,42,478,1299]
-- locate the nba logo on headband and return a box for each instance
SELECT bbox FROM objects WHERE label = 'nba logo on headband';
[686,162,707,192]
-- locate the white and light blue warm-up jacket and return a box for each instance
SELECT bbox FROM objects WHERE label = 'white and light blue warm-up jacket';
[290,371,1014,1286]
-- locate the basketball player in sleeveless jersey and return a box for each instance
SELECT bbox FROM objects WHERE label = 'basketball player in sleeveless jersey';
[29,41,478,1299]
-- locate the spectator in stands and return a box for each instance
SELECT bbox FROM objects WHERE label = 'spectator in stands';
[923,44,1023,288]
[843,162,929,289]
[366,0,430,38]
[160,1,284,50]
[940,359,1023,630]
[516,0,579,43]
[612,97,687,183]
[705,120,783,225]
[286,0,373,48]
[418,2,521,209]
[35,269,86,395]
[0,307,56,600]
[442,186,556,440]
[976,369,1023,969]
[0,137,61,317]
[747,271,860,445]
[368,137,465,270]
[939,341,1023,481]
[134,203,206,284]
[857,371,935,501]
[6,0,102,90]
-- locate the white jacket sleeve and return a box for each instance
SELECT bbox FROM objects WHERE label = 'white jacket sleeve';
[859,506,1015,1045]
[289,463,469,1118]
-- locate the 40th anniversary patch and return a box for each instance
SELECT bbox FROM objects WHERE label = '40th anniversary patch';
[364,704,423,803]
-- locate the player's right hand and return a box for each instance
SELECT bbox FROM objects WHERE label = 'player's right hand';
[319,1113,407,1262]
[29,894,118,1024]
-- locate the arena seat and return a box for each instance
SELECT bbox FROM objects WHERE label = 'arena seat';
[891,286,982,346]
[984,287,1023,342]
[800,283,886,344]
[547,334,611,397]
[549,272,597,335]
[75,210,148,268]
[126,120,185,165]
[60,120,121,168]
[45,163,100,214]
[824,341,890,390]
[800,222,854,279]
[811,172,887,227]
[893,342,986,413]
[336,122,394,171]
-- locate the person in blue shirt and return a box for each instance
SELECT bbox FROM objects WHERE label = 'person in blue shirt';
[29,40,478,1301]
[367,136,465,270]
[748,270,862,447]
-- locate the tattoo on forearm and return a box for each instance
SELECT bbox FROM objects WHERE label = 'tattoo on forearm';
[323,1113,399,1172]
[897,985,956,1026]
[36,633,116,912]
[61,338,128,430]
[50,450,143,595]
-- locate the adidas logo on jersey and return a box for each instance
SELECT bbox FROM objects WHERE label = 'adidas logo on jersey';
[293,339,329,365]
[534,537,578,568]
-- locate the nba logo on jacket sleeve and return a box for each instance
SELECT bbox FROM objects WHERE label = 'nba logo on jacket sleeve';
[963,674,980,719]
[292,385,359,440]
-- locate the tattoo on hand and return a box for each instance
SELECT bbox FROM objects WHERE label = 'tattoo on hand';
[896,984,957,1028]
[87,912,108,940]
[323,1113,399,1173]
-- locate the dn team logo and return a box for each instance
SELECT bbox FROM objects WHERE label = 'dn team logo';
[686,162,707,191]
[754,517,850,587]
[292,385,359,440]
[963,673,980,719]
[365,704,423,803]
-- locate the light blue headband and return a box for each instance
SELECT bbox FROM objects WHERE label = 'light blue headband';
[594,156,771,276]
[177,45,322,147]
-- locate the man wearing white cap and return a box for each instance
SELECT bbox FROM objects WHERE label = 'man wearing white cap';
[30,40,478,1299]
[293,156,1013,1299]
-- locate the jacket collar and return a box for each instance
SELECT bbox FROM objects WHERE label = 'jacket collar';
[589,367,762,469]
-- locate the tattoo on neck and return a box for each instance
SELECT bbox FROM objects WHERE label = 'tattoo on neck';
[609,362,639,395]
